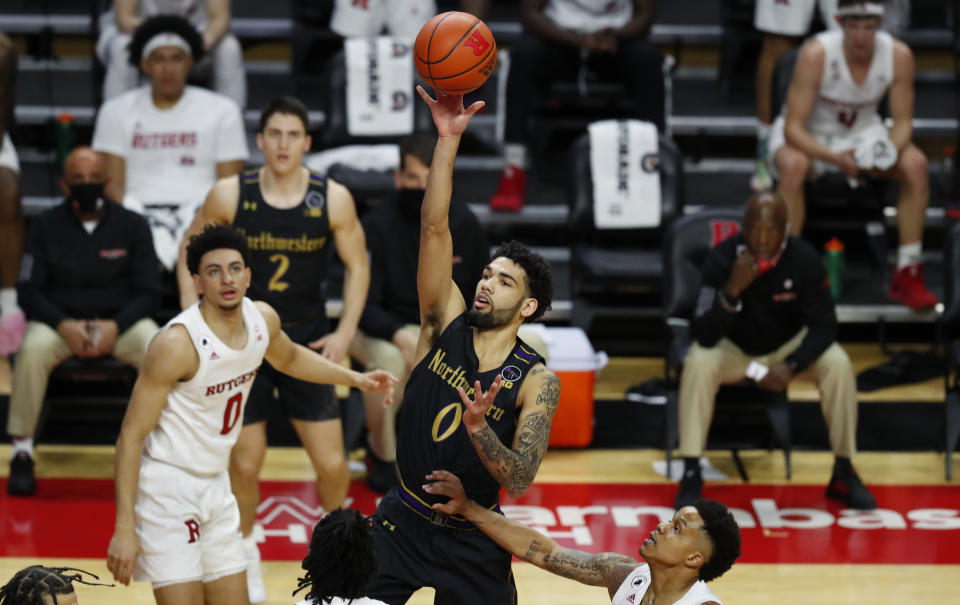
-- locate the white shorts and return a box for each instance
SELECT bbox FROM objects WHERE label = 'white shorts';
[768,114,889,178]
[330,0,436,39]
[755,0,839,36]
[0,134,19,174]
[133,456,245,587]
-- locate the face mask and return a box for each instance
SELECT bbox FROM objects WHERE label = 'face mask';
[395,188,425,220]
[69,183,106,213]
[756,229,789,274]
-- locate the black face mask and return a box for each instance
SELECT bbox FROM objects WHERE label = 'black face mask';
[395,188,425,220]
[68,183,106,214]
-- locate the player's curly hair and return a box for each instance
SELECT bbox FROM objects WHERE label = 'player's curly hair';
[694,499,742,582]
[0,565,111,605]
[490,240,554,323]
[127,14,205,66]
[186,224,251,275]
[293,509,377,604]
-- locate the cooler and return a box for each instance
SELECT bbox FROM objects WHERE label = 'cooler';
[545,327,608,447]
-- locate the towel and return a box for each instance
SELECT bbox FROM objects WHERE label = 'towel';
[852,130,899,171]
[588,119,661,229]
[345,36,415,136]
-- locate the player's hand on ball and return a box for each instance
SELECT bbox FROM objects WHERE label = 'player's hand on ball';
[459,375,503,433]
[424,469,468,516]
[357,370,399,405]
[416,85,484,138]
[106,529,139,585]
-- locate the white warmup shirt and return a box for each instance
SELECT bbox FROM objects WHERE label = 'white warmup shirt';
[544,0,633,33]
[143,298,269,475]
[611,565,722,605]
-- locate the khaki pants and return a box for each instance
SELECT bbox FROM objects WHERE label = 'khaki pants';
[677,330,857,459]
[348,323,549,461]
[6,318,159,438]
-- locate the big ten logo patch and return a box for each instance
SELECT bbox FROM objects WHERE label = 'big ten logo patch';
[500,365,522,390]
[303,191,325,218]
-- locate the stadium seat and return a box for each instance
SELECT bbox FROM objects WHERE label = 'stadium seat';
[566,127,683,332]
[661,208,792,481]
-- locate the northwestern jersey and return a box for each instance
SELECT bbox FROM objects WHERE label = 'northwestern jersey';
[808,29,894,136]
[143,297,270,475]
[611,565,722,605]
[397,314,545,508]
[233,168,333,324]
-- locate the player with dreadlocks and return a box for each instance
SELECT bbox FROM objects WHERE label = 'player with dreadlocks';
[293,509,386,605]
[0,565,111,605]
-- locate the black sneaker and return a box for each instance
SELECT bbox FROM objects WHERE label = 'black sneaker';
[825,471,877,510]
[7,452,36,496]
[366,454,399,494]
[674,468,703,510]
[625,379,668,405]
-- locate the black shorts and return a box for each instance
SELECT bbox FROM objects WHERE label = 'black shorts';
[364,488,517,605]
[242,316,339,425]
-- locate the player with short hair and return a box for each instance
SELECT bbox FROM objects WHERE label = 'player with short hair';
[92,14,248,273]
[176,95,370,603]
[424,469,739,605]
[770,0,935,309]
[106,224,395,605]
[361,87,559,605]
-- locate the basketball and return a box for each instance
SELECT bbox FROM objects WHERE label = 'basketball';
[414,11,497,95]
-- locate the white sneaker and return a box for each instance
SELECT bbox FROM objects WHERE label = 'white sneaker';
[243,538,267,604]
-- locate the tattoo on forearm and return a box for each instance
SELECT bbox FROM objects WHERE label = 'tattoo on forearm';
[468,372,561,493]
[538,550,637,588]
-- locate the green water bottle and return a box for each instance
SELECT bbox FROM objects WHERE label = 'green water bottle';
[55,112,74,176]
[824,237,844,301]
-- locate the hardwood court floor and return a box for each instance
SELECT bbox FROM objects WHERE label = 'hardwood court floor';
[2,445,958,605]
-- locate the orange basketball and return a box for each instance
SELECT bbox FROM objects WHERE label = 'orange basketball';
[414,11,497,95]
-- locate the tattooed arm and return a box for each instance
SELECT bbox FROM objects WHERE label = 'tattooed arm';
[459,365,561,497]
[425,469,639,598]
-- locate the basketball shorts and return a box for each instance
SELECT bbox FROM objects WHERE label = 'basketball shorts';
[755,0,839,37]
[330,0,436,39]
[364,488,517,605]
[133,456,245,587]
[243,316,339,425]
[767,114,890,178]
[0,134,19,174]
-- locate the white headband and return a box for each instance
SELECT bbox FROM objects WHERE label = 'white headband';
[142,32,192,59]
[836,3,885,17]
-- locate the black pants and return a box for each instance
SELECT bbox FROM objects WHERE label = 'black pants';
[504,34,666,142]
[364,488,517,605]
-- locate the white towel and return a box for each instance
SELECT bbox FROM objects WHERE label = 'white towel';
[345,36,415,136]
[852,130,898,171]
[588,119,661,229]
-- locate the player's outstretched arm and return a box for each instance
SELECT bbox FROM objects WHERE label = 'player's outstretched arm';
[460,365,561,497]
[258,301,397,398]
[108,325,199,585]
[176,176,240,309]
[414,86,484,360]
[425,470,639,597]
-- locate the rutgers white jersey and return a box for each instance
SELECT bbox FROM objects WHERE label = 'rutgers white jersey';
[294,597,389,605]
[807,29,895,137]
[139,0,208,29]
[611,565,721,605]
[544,0,632,33]
[143,297,270,475]
[92,85,248,208]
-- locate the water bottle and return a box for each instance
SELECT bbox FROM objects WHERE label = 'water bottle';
[824,237,844,302]
[55,112,74,176]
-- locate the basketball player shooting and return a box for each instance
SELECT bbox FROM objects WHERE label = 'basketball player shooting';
[106,225,396,605]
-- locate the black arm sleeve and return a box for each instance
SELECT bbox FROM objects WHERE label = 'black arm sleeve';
[691,247,739,347]
[112,216,162,332]
[16,219,69,330]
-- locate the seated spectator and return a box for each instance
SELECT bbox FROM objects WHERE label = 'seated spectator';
[6,147,161,496]
[491,0,664,211]
[0,30,25,355]
[329,0,436,39]
[97,0,246,108]
[348,132,490,492]
[769,0,935,309]
[92,15,248,273]
[293,509,386,605]
[674,192,876,511]
[0,564,111,604]
[752,0,909,190]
